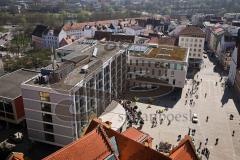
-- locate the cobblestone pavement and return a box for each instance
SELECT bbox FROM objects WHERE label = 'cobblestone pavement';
[135,56,240,160]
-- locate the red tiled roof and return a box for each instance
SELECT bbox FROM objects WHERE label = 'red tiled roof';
[43,126,115,160]
[86,119,171,160]
[43,119,197,160]
[122,127,152,143]
[148,37,176,46]
[169,136,198,160]
[7,152,24,160]
[63,17,149,31]
[179,25,205,38]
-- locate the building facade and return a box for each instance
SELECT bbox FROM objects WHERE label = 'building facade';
[21,40,127,146]
[179,26,205,68]
[127,45,189,89]
[42,28,67,49]
[0,69,37,124]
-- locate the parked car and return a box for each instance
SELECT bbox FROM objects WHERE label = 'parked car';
[192,114,198,123]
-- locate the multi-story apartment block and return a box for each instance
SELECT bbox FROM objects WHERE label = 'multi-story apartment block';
[178,25,205,68]
[21,39,127,146]
[127,45,189,89]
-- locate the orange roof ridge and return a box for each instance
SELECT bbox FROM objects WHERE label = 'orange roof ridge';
[169,135,198,160]
[43,125,113,160]
[97,125,119,158]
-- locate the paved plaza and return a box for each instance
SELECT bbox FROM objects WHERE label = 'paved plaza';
[135,56,240,160]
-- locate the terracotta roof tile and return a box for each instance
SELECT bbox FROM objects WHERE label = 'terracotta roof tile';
[86,119,171,160]
[179,26,205,38]
[122,127,151,143]
[43,119,198,160]
[169,135,198,160]
[43,126,115,160]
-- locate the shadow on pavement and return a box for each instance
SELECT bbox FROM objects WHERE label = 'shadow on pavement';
[152,88,183,108]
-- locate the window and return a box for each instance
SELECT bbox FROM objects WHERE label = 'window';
[200,39,203,43]
[42,113,52,123]
[0,102,4,111]
[199,49,202,52]
[6,113,14,120]
[152,69,155,75]
[142,60,144,66]
[4,102,13,113]
[44,123,53,132]
[140,68,142,74]
[41,103,51,112]
[199,44,202,47]
[158,70,161,76]
[136,60,138,66]
[173,79,176,85]
[181,38,184,42]
[198,54,201,57]
[40,92,50,102]
[130,60,132,65]
[45,133,55,142]
[148,61,151,67]
[171,71,174,76]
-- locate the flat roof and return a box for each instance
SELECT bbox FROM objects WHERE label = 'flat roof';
[0,69,37,99]
[25,41,124,91]
[129,45,188,61]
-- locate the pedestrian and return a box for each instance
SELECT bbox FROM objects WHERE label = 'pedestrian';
[199,142,202,148]
[201,78,202,82]
[206,116,209,122]
[216,82,218,86]
[156,144,158,150]
[205,138,208,145]
[188,128,191,135]
[215,138,219,145]
[205,93,207,98]
[232,130,235,137]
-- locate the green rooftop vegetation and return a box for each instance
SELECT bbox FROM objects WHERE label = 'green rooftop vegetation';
[147,46,187,61]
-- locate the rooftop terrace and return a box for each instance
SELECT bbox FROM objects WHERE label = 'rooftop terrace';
[129,45,188,62]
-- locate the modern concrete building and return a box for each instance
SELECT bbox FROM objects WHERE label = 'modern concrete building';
[21,39,127,146]
[127,44,189,89]
[0,69,37,124]
[178,25,205,68]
